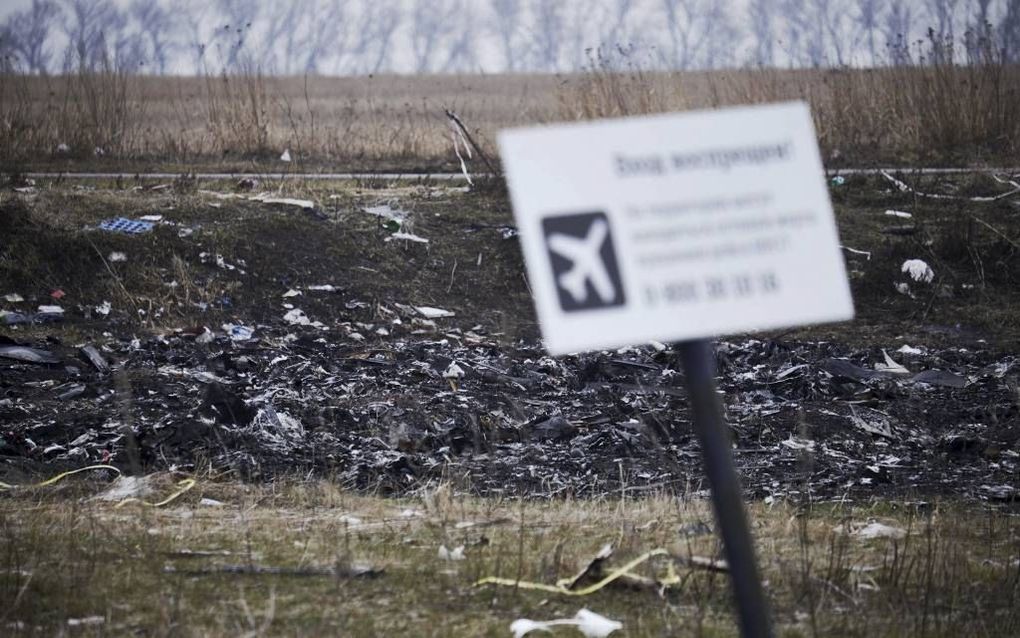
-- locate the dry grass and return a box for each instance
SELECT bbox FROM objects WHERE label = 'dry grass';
[1,58,1018,171]
[1,477,1018,636]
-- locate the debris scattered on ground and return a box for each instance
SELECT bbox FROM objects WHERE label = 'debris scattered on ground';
[850,521,908,540]
[108,251,127,262]
[386,232,429,244]
[79,345,109,373]
[3,293,24,303]
[280,149,292,162]
[95,475,153,502]
[415,306,454,319]
[2,323,1015,500]
[438,545,466,561]
[0,345,60,364]
[162,562,381,578]
[363,203,409,225]
[511,609,623,638]
[885,210,912,218]
[98,218,155,234]
[902,259,935,283]
[841,245,872,259]
[250,194,316,210]
[66,616,105,628]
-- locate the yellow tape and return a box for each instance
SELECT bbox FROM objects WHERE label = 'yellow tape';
[0,464,121,490]
[114,478,197,509]
[475,548,673,596]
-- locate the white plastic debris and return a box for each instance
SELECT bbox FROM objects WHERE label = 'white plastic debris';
[252,195,315,209]
[108,251,127,262]
[95,301,112,317]
[874,350,910,375]
[510,619,551,638]
[854,522,907,540]
[894,282,912,297]
[283,309,311,325]
[981,484,1016,500]
[4,293,24,303]
[897,345,923,355]
[67,616,105,627]
[443,362,466,380]
[574,609,624,638]
[95,475,152,501]
[306,284,337,292]
[282,289,302,297]
[250,405,305,453]
[385,232,429,244]
[363,203,408,223]
[199,498,225,507]
[841,245,872,260]
[223,324,254,341]
[885,210,912,218]
[139,215,163,222]
[37,305,63,314]
[415,306,455,319]
[280,149,292,162]
[438,545,465,561]
[901,259,935,283]
[511,609,623,638]
[56,142,70,154]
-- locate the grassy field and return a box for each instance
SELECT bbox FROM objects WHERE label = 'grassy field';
[2,476,1018,637]
[1,62,1019,172]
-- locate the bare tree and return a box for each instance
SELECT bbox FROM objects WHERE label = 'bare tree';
[818,0,855,66]
[347,1,401,74]
[659,0,736,70]
[779,0,827,66]
[488,0,526,72]
[129,0,180,74]
[748,0,776,66]
[1001,0,1020,62]
[963,0,994,62]
[439,3,479,73]
[597,0,637,50]
[883,0,914,64]
[530,0,565,71]
[213,0,261,69]
[180,0,213,72]
[3,0,61,74]
[408,0,462,73]
[855,0,886,65]
[61,0,118,69]
[307,1,353,74]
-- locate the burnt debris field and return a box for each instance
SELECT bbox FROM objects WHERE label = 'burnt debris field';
[2,170,1020,635]
[2,172,1019,499]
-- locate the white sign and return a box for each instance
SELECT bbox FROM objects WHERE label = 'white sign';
[499,101,853,355]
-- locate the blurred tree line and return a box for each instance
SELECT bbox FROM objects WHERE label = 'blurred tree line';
[1,0,1018,75]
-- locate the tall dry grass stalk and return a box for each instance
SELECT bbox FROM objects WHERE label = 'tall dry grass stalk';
[1,41,1017,169]
[0,56,144,162]
[559,41,1019,165]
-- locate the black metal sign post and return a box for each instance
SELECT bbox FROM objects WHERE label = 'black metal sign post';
[678,339,773,638]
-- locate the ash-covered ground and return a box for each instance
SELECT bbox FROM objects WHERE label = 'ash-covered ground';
[1,311,1017,501]
[2,174,1019,500]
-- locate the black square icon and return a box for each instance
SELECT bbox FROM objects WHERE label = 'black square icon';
[542,211,626,312]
